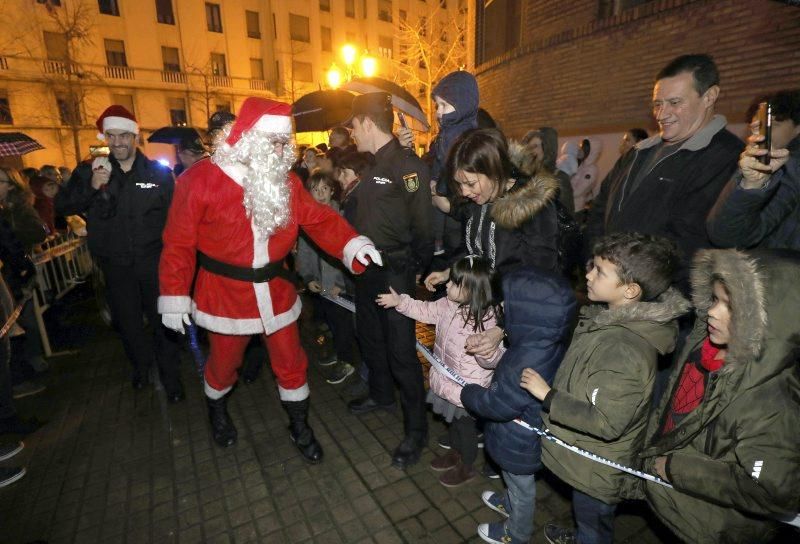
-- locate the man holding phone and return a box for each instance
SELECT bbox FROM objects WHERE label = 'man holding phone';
[708,90,800,251]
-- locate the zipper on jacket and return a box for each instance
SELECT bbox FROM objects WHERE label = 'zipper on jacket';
[616,146,683,211]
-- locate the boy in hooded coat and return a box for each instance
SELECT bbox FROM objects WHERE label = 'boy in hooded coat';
[461,268,576,544]
[637,249,800,543]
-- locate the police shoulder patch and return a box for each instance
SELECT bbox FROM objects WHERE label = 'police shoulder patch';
[403,172,420,192]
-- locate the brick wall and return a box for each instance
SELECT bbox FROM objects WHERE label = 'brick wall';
[473,0,800,138]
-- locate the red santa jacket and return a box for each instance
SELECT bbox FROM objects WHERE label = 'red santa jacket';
[157,159,370,335]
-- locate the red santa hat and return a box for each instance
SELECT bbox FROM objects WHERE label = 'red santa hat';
[96,105,138,141]
[225,97,293,147]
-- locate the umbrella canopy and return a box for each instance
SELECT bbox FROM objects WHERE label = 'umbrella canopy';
[292,90,354,133]
[0,132,45,157]
[147,126,203,145]
[342,77,430,131]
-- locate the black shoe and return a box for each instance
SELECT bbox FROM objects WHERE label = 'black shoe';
[0,416,42,436]
[348,397,396,415]
[206,395,237,447]
[391,434,426,470]
[282,399,323,464]
[0,466,25,488]
[0,441,24,462]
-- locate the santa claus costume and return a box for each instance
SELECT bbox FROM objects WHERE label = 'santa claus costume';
[158,98,379,462]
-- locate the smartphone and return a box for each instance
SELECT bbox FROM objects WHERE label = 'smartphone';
[397,111,408,129]
[755,101,772,165]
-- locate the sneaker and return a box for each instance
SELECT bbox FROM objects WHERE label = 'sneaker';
[0,441,24,462]
[438,432,484,449]
[326,363,354,385]
[430,450,460,472]
[318,355,339,367]
[477,521,523,544]
[481,491,510,518]
[12,381,46,399]
[0,466,26,488]
[482,462,501,479]
[439,462,478,488]
[544,524,577,544]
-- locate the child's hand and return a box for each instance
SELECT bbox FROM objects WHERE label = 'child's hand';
[465,327,504,357]
[330,285,343,297]
[376,286,401,308]
[307,281,322,293]
[520,368,551,401]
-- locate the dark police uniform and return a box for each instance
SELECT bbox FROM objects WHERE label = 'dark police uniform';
[345,137,433,444]
[56,150,183,396]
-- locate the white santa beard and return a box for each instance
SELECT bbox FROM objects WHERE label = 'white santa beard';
[213,130,296,238]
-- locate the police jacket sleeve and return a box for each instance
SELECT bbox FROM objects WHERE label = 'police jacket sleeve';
[402,160,434,272]
[55,164,97,216]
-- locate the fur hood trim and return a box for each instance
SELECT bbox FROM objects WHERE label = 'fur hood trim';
[690,249,767,372]
[591,287,690,328]
[492,140,558,229]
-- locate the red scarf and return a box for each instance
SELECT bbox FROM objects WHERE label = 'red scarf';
[662,338,725,434]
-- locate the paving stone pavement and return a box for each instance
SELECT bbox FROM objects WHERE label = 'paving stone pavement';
[1,288,795,543]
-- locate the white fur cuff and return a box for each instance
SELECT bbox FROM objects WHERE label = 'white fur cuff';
[157,295,192,314]
[278,383,309,401]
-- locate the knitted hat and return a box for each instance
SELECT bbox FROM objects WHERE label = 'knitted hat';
[96,105,138,140]
[225,98,292,147]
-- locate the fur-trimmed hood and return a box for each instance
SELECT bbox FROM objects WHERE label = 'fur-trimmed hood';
[491,141,559,230]
[690,249,800,382]
[583,287,691,355]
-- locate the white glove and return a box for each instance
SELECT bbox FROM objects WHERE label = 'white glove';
[162,313,191,334]
[355,244,383,267]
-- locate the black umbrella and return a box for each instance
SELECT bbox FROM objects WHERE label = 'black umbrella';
[291,90,354,133]
[147,126,203,145]
[342,77,430,131]
[0,132,45,157]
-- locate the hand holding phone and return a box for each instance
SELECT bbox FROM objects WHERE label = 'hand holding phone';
[755,101,772,165]
[397,111,408,128]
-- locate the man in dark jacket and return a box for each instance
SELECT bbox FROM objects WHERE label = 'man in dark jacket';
[55,106,184,400]
[707,89,800,251]
[461,268,575,544]
[585,54,742,290]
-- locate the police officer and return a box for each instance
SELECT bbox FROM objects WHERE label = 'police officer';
[345,93,434,469]
[55,106,184,401]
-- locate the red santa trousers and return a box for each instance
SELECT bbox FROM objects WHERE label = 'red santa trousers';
[203,322,309,401]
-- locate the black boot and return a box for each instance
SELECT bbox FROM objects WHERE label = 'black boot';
[206,395,237,448]
[282,399,323,464]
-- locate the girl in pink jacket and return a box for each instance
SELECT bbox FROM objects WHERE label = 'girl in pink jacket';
[377,256,503,487]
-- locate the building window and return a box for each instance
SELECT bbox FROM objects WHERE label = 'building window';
[156,0,174,24]
[169,97,187,126]
[250,58,264,80]
[321,26,332,52]
[439,0,447,7]
[292,61,313,83]
[161,46,180,72]
[289,14,310,42]
[206,3,223,33]
[598,0,654,17]
[378,0,392,22]
[98,0,119,16]
[43,31,68,60]
[272,13,277,38]
[378,36,392,59]
[104,39,127,66]
[245,10,260,39]
[112,93,135,117]
[475,0,520,65]
[210,53,227,76]
[399,9,406,22]
[345,0,355,18]
[319,0,330,12]
[56,94,80,126]
[0,95,13,125]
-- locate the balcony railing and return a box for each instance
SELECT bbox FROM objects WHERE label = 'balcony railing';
[210,75,231,87]
[161,70,187,84]
[105,65,135,79]
[0,57,9,70]
[43,59,71,74]
[249,79,270,91]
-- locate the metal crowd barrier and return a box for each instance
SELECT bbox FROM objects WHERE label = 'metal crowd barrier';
[30,232,93,356]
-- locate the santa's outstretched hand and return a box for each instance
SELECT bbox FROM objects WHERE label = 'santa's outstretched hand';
[355,244,383,267]
[163,313,191,334]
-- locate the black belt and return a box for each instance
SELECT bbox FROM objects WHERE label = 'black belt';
[197,251,292,283]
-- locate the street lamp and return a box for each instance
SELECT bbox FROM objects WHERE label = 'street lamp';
[325,44,377,89]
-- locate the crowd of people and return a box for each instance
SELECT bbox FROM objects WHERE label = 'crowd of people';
[0,51,798,544]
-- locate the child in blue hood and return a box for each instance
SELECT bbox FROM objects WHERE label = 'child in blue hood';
[429,71,480,257]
